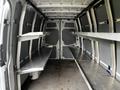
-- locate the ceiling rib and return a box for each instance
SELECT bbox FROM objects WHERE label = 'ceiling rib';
[32,0,93,18]
[46,14,76,17]
[48,16,75,19]
[37,4,87,8]
[43,11,80,14]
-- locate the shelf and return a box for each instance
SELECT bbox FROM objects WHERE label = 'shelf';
[17,47,52,74]
[18,32,44,42]
[76,32,120,42]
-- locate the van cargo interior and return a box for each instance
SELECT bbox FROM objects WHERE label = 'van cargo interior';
[1,0,120,90]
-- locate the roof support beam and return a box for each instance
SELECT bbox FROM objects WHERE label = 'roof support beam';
[46,14,76,17]
[48,16,75,19]
[43,11,81,14]
[37,4,87,8]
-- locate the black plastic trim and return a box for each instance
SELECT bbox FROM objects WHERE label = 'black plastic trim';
[26,0,47,19]
[76,0,104,18]
[0,45,5,67]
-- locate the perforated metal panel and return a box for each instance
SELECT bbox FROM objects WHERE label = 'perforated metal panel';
[46,23,57,27]
[45,29,59,45]
[64,23,75,27]
[44,21,59,45]
[62,30,76,45]
[95,5,108,22]
[62,21,76,45]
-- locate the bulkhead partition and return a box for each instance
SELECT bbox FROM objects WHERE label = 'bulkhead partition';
[43,19,80,60]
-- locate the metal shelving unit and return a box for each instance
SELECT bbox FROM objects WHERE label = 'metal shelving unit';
[17,47,52,75]
[16,2,51,90]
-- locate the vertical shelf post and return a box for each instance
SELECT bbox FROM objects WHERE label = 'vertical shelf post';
[77,18,84,60]
[16,3,27,90]
[104,0,116,77]
[87,11,95,60]
[29,13,37,60]
[90,8,100,63]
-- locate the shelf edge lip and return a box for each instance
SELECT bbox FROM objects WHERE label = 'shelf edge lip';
[75,32,120,42]
[17,68,44,75]
[18,34,44,42]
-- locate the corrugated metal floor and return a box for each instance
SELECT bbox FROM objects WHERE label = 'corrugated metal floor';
[27,60,89,90]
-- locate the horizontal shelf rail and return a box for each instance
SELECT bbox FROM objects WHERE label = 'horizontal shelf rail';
[18,32,44,42]
[75,32,120,42]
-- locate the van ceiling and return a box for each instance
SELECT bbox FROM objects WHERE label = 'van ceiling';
[31,0,93,18]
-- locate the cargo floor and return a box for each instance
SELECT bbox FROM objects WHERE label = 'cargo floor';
[25,60,89,90]
[79,59,120,90]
